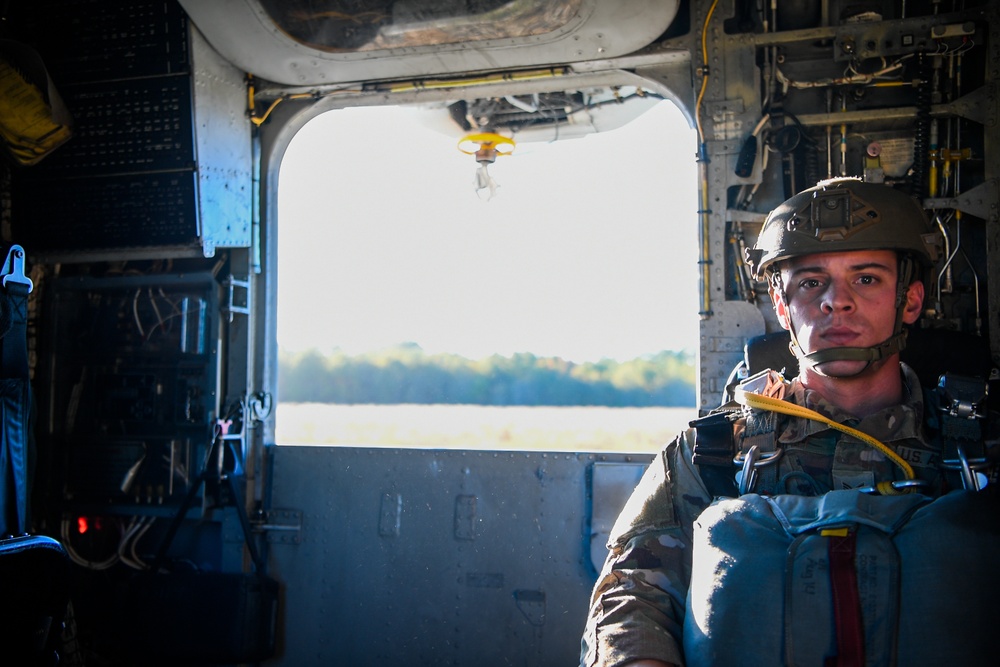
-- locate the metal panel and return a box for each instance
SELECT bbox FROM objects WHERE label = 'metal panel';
[9,1,251,260]
[266,446,652,667]
[38,272,221,508]
[191,26,253,256]
[699,300,766,408]
[588,462,648,573]
[180,0,681,86]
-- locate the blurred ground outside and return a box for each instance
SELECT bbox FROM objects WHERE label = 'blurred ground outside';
[276,404,696,453]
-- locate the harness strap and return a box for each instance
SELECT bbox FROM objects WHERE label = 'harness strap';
[690,411,740,498]
[0,268,31,536]
[1,282,29,380]
[739,409,780,492]
[737,391,916,493]
[824,530,865,667]
[934,374,990,491]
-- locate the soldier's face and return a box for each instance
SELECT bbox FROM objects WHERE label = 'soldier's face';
[771,249,924,377]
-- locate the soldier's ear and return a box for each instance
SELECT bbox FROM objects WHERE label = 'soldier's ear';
[902,280,924,325]
[770,286,792,331]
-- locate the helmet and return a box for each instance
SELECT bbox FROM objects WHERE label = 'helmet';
[745,178,941,377]
[745,178,940,281]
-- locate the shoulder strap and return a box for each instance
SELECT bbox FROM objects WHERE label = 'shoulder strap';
[927,374,992,491]
[0,245,33,535]
[690,410,740,498]
[0,245,31,380]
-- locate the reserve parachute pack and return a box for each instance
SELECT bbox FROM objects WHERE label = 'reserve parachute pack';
[682,489,1000,667]
[684,360,999,666]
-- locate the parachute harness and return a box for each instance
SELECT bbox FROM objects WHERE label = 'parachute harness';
[734,371,916,495]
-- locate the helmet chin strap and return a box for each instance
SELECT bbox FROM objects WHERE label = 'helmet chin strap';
[789,329,908,378]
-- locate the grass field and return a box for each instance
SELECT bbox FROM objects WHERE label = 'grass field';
[275,403,698,453]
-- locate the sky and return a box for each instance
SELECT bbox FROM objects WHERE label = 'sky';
[276,99,700,363]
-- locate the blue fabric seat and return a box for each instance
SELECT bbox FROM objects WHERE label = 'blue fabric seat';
[0,534,71,666]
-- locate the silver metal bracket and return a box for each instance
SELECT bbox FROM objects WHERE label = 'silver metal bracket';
[941,444,990,491]
[259,508,303,545]
[925,178,1000,222]
[247,391,273,422]
[223,275,250,321]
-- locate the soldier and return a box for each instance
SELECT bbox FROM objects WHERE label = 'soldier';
[581,178,1000,667]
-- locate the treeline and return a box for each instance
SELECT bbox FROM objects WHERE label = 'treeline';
[278,344,695,407]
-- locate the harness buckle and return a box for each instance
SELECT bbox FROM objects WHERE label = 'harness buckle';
[935,374,991,491]
[936,373,988,420]
[734,445,784,494]
[857,479,932,494]
[940,443,990,491]
[734,368,788,406]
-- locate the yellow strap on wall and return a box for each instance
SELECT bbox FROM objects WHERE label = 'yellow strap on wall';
[0,51,73,165]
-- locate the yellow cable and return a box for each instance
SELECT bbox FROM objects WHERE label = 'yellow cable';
[739,391,916,485]
[247,76,256,117]
[694,0,720,145]
[693,0,720,319]
[251,97,285,126]
[388,67,566,93]
[249,92,321,127]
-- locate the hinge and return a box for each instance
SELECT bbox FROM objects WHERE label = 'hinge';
[259,508,303,545]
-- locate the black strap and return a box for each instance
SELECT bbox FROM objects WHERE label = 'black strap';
[151,432,264,574]
[690,410,740,498]
[0,282,28,380]
[0,254,31,535]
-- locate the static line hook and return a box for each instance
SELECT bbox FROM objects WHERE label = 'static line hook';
[458,133,516,201]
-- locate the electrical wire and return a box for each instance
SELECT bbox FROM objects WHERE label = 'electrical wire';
[247,74,362,126]
[694,0,721,146]
[695,0,721,320]
[118,516,154,570]
[61,517,121,570]
[388,67,568,94]
[132,288,145,337]
[775,54,911,91]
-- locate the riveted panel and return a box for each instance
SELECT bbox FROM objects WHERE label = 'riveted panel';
[267,446,652,666]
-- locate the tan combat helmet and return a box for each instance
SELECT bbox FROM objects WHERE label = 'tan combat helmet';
[744,178,941,375]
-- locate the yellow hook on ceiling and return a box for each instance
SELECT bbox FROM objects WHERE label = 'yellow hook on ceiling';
[458,132,516,201]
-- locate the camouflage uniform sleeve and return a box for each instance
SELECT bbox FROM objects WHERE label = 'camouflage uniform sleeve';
[580,428,713,667]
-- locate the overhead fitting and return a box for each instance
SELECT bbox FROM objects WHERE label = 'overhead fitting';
[458,132,515,201]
